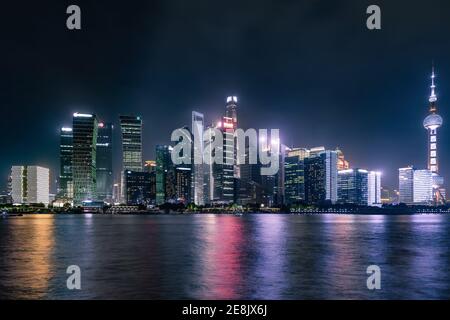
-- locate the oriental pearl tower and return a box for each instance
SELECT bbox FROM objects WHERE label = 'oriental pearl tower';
[423,67,445,204]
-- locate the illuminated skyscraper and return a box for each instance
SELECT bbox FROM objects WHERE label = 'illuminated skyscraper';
[304,150,337,205]
[337,169,368,206]
[192,111,205,205]
[336,147,350,170]
[284,148,308,204]
[156,145,175,205]
[120,115,143,172]
[226,96,238,127]
[96,122,113,202]
[72,112,98,206]
[368,171,382,207]
[58,127,73,199]
[398,166,433,205]
[210,117,235,204]
[423,67,445,203]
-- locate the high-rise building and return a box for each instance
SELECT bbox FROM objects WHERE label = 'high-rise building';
[192,111,205,205]
[144,160,157,204]
[72,112,98,206]
[368,171,382,207]
[398,166,433,205]
[175,165,192,204]
[337,169,368,206]
[209,117,235,204]
[11,166,50,205]
[120,115,143,172]
[58,127,73,199]
[96,122,113,202]
[284,153,305,205]
[423,67,445,204]
[124,170,152,205]
[156,145,175,205]
[336,147,350,170]
[399,167,414,205]
[226,96,238,127]
[304,150,337,205]
[225,97,240,180]
[413,169,433,205]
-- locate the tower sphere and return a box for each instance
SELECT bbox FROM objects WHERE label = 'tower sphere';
[423,113,443,129]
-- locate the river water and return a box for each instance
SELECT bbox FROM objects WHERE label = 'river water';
[0,214,449,299]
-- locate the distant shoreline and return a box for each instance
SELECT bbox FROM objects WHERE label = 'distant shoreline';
[6,210,450,216]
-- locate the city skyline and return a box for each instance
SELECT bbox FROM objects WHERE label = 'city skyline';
[2,1,450,193]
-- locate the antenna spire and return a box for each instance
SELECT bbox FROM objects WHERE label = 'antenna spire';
[429,63,437,104]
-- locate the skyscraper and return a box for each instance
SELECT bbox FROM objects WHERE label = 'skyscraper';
[304,150,337,205]
[399,167,414,205]
[284,150,306,205]
[72,112,98,206]
[423,67,445,204]
[413,169,433,205]
[368,171,382,207]
[209,117,235,204]
[192,111,205,205]
[337,169,368,206]
[398,166,433,205]
[175,165,192,204]
[11,165,50,205]
[124,170,152,205]
[59,127,73,200]
[156,145,174,205]
[96,122,113,202]
[226,96,238,128]
[336,147,350,170]
[144,160,157,204]
[120,115,143,172]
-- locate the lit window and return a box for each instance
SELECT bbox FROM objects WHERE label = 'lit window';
[431,166,437,171]
[431,151,436,157]
[430,136,437,142]
[431,158,437,165]
[431,143,436,150]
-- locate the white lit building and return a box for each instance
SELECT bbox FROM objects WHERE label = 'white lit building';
[413,169,433,204]
[11,166,50,205]
[368,171,382,207]
[398,166,433,205]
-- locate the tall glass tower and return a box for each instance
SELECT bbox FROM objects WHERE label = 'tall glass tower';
[192,111,205,205]
[72,113,98,206]
[59,127,73,199]
[96,122,113,202]
[423,67,445,203]
[120,115,143,172]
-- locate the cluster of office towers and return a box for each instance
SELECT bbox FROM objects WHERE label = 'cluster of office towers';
[7,70,442,208]
[50,96,381,208]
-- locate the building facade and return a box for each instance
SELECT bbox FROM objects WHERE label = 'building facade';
[11,165,50,205]
[399,166,433,205]
[191,111,205,205]
[72,113,98,206]
[120,115,143,172]
[96,122,113,202]
[368,171,382,207]
[58,127,73,200]
[304,150,337,205]
[124,170,152,205]
[337,169,368,206]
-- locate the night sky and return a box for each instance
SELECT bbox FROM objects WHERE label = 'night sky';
[2,0,450,192]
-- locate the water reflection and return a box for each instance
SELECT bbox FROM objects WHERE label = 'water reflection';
[194,215,244,299]
[0,215,55,299]
[0,214,449,299]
